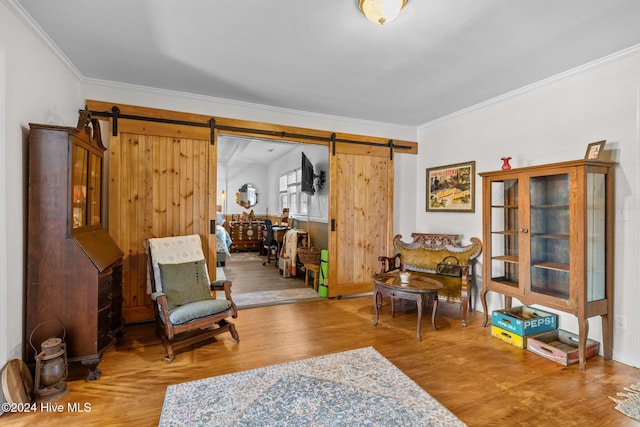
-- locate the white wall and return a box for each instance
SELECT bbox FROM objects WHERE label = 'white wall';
[224,164,268,216]
[0,47,6,412]
[266,144,329,221]
[0,3,83,392]
[414,48,640,367]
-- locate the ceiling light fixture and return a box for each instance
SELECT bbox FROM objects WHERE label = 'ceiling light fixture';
[359,0,408,25]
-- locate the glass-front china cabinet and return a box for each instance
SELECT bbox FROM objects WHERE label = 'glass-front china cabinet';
[479,159,614,369]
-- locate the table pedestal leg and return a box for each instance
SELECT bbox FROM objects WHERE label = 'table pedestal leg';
[416,296,423,342]
[373,290,381,326]
[431,295,439,330]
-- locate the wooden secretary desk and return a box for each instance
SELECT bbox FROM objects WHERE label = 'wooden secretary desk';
[25,112,124,380]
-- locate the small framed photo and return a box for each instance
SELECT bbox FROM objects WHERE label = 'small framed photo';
[426,161,475,212]
[585,140,606,160]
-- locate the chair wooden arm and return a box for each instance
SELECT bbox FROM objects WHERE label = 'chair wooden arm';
[378,254,401,273]
[210,280,233,301]
[150,292,175,339]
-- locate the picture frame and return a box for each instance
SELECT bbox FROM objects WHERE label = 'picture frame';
[585,140,606,160]
[426,161,475,212]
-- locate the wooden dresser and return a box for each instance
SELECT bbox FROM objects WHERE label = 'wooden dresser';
[229,221,264,251]
[25,112,124,380]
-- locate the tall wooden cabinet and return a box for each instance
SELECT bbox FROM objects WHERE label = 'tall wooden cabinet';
[479,159,614,369]
[26,113,124,380]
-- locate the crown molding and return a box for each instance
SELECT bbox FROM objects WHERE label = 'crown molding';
[2,0,83,79]
[82,77,416,133]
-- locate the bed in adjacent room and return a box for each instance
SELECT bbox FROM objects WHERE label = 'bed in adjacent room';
[216,214,232,266]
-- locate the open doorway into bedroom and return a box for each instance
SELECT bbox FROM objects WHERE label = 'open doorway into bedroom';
[216,134,329,308]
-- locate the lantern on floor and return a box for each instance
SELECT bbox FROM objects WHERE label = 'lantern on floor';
[29,320,69,401]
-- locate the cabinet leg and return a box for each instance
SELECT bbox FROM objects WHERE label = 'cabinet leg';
[601,314,613,360]
[578,318,589,370]
[86,367,102,381]
[81,359,102,381]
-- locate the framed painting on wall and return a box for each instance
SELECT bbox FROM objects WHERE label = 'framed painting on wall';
[426,161,475,212]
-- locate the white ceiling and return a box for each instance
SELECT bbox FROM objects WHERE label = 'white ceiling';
[218,135,305,167]
[6,0,640,128]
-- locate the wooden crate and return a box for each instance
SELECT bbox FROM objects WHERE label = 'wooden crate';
[492,306,557,336]
[490,325,539,349]
[527,329,600,366]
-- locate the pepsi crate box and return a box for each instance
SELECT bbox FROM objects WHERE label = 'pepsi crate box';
[492,306,557,336]
[527,329,600,366]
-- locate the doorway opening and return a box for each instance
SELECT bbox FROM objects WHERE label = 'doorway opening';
[216,134,329,307]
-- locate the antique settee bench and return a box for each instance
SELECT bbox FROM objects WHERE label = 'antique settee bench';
[378,233,482,326]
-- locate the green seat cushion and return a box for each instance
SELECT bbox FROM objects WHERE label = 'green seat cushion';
[159,260,211,309]
[164,299,233,326]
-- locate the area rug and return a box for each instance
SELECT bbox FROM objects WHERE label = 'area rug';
[610,382,640,421]
[232,287,322,309]
[160,347,465,426]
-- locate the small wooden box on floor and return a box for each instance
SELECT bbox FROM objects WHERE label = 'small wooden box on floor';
[492,306,558,336]
[527,329,600,366]
[491,326,535,349]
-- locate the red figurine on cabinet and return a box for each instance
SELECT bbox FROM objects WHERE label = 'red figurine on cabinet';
[501,157,512,170]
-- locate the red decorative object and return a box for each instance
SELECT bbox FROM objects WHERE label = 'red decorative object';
[501,157,512,170]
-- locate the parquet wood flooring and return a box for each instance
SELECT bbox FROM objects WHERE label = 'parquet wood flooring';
[3,297,639,426]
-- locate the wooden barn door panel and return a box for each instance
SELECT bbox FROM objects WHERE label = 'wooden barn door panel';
[328,146,393,297]
[89,99,414,317]
[109,122,213,322]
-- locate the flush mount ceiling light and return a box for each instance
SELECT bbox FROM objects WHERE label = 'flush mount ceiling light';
[359,0,408,25]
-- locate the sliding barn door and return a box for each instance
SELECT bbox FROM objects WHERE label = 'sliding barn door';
[328,144,394,297]
[89,101,219,323]
[88,100,415,318]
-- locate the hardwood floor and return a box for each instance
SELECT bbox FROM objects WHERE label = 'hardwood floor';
[3,297,639,426]
[222,251,309,294]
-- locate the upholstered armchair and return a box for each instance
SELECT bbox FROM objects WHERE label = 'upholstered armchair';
[146,234,239,361]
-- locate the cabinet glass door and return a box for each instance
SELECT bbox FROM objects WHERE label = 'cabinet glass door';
[586,172,606,301]
[72,145,89,229]
[490,179,519,288]
[88,153,102,226]
[529,174,570,299]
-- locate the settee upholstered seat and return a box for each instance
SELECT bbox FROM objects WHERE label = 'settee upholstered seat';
[379,233,482,326]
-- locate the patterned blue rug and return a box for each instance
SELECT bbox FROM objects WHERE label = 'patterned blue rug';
[610,382,640,422]
[160,347,465,426]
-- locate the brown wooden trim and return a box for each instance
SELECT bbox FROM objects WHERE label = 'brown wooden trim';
[86,100,418,154]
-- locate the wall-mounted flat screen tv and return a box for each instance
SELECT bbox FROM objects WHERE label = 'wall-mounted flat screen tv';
[301,152,315,195]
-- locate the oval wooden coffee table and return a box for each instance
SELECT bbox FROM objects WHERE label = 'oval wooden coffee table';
[373,272,443,342]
